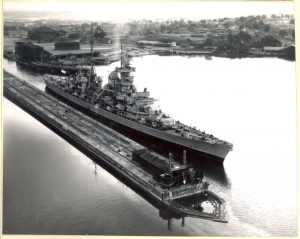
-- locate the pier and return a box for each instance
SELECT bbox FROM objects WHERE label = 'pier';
[3,70,228,223]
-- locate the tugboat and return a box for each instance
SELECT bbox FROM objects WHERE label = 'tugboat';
[43,27,233,163]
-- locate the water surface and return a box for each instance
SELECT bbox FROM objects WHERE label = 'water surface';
[3,55,297,236]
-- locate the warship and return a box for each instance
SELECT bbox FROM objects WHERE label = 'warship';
[43,29,233,163]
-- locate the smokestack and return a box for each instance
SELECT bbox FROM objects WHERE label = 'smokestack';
[169,153,172,175]
[183,150,186,166]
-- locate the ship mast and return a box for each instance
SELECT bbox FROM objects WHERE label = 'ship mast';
[91,23,93,73]
[88,22,93,86]
[121,44,122,68]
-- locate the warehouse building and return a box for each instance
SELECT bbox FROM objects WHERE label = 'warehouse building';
[55,40,80,50]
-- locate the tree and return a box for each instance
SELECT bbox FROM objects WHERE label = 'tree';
[263,24,271,33]
[94,26,107,38]
[205,38,213,46]
[253,22,259,30]
[239,24,245,31]
[160,24,166,33]
[260,35,281,46]
[279,29,288,37]
[227,33,242,47]
[271,14,277,19]
[91,22,98,28]
[81,23,90,31]
[258,20,264,29]
[238,31,252,44]
[239,16,246,22]
[223,22,230,29]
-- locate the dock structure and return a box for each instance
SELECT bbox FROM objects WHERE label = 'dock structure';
[3,70,228,223]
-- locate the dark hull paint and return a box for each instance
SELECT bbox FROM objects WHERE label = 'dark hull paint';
[45,83,231,164]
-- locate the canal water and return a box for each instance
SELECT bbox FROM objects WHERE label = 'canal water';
[3,55,297,236]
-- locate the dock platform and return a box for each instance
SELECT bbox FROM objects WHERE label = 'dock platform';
[3,69,228,223]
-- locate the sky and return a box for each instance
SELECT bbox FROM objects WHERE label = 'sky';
[3,2,295,21]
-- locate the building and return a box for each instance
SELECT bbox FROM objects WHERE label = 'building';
[54,41,80,50]
[194,27,210,35]
[136,40,160,47]
[211,39,227,47]
[136,40,173,48]
[279,18,291,24]
[14,41,49,62]
[278,45,295,58]
[191,34,206,38]
[264,46,283,53]
[204,46,218,51]
[212,26,227,35]
[158,38,177,46]
[264,45,295,59]
[208,33,227,40]
[68,33,80,39]
[95,36,113,44]
[185,37,207,48]
[58,30,68,36]
[175,28,190,34]
[190,40,207,48]
[28,26,59,42]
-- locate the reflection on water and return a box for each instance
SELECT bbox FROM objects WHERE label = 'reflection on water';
[3,55,297,236]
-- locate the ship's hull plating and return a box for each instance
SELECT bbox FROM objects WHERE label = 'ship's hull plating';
[45,82,231,163]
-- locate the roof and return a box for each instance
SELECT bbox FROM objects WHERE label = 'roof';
[264,47,283,51]
[15,41,43,49]
[214,26,226,30]
[190,41,206,45]
[34,26,58,33]
[139,152,169,172]
[187,37,206,42]
[278,44,295,51]
[204,46,217,49]
[55,41,80,45]
[137,40,160,44]
[158,38,176,42]
[132,148,147,156]
[39,43,114,56]
[191,34,206,37]
[195,27,210,31]
[59,30,68,33]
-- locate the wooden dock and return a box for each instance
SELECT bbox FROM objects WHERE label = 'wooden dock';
[3,69,228,223]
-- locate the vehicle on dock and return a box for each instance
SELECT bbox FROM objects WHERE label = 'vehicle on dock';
[43,26,233,164]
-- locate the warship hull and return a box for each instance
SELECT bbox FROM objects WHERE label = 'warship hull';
[45,82,231,163]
